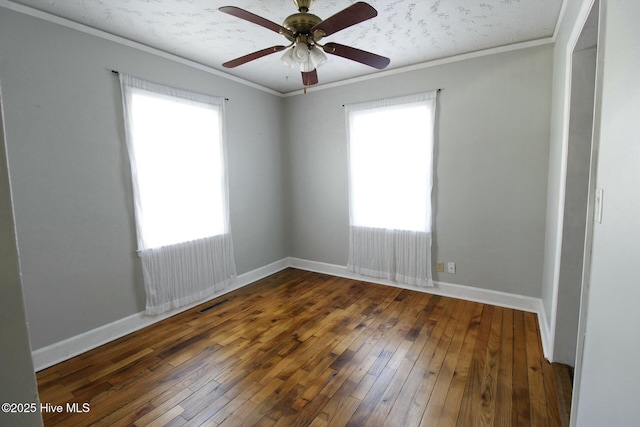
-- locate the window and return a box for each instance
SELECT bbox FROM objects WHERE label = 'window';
[349,99,434,232]
[119,74,235,314]
[123,84,227,249]
[346,91,437,286]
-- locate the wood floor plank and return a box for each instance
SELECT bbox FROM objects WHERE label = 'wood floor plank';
[512,310,532,426]
[435,301,484,426]
[454,304,492,427]
[381,297,441,425]
[131,387,192,426]
[473,305,504,426]
[366,356,416,426]
[525,312,549,426]
[552,363,573,427]
[347,366,397,426]
[404,297,463,426]
[315,352,378,424]
[36,268,563,426]
[495,306,515,427]
[325,395,360,427]
[543,362,563,427]
[421,299,477,426]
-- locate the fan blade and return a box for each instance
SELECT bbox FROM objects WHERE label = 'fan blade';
[219,6,293,37]
[311,2,377,37]
[323,42,390,69]
[301,69,319,86]
[222,45,286,68]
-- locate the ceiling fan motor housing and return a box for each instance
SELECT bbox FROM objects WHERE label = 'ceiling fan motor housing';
[282,12,323,42]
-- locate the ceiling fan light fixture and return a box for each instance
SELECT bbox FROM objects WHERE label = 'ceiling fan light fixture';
[281,47,297,68]
[292,42,310,63]
[309,46,327,68]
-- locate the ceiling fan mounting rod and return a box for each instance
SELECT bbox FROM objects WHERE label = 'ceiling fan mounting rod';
[293,0,314,13]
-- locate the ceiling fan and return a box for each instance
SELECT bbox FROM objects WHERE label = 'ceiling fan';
[219,0,390,88]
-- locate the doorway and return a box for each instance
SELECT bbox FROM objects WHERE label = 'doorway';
[554,1,599,367]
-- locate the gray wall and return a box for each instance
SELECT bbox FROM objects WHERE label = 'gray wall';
[285,45,553,297]
[0,7,287,350]
[0,93,42,426]
[574,0,640,424]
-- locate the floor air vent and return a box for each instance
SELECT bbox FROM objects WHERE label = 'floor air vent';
[198,299,230,314]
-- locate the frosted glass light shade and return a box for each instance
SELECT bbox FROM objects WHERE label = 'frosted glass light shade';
[281,48,297,68]
[309,47,327,68]
[282,44,327,72]
[293,43,310,62]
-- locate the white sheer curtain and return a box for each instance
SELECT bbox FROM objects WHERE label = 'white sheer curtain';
[119,74,236,314]
[346,91,437,287]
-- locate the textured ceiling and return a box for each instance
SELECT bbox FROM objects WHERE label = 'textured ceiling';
[8,0,563,93]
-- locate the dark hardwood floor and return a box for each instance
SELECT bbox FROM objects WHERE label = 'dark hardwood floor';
[37,268,564,426]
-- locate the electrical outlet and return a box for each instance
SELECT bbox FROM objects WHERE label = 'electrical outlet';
[447,262,456,274]
[436,262,444,272]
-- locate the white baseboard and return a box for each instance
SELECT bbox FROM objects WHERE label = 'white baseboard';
[32,258,289,371]
[536,301,552,361]
[287,257,552,359]
[32,256,552,370]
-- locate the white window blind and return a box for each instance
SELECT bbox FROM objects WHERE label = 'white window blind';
[119,74,236,314]
[346,91,437,287]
